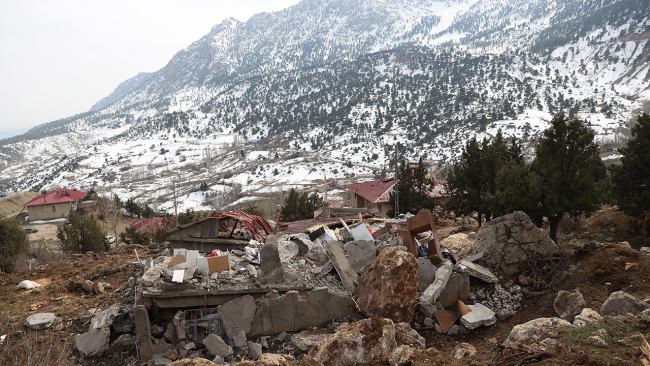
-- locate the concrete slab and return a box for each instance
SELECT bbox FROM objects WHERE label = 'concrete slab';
[25,313,61,330]
[455,260,498,283]
[217,295,256,338]
[247,341,262,360]
[437,272,470,309]
[417,258,437,292]
[420,261,453,304]
[140,265,165,286]
[233,330,247,348]
[261,235,286,284]
[90,303,120,329]
[75,327,111,357]
[325,240,359,293]
[460,303,497,329]
[204,334,233,358]
[344,240,376,274]
[135,305,153,361]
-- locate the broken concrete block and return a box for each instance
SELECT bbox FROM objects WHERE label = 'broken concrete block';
[233,330,247,348]
[460,303,497,329]
[152,354,172,365]
[455,260,498,283]
[247,341,262,360]
[135,305,154,362]
[271,291,300,334]
[164,323,177,344]
[420,261,453,304]
[25,313,61,330]
[344,240,377,274]
[325,240,359,293]
[291,329,331,351]
[261,235,286,284]
[90,303,120,329]
[140,265,165,286]
[217,295,256,338]
[417,258,437,292]
[204,334,233,358]
[554,290,586,323]
[436,272,470,309]
[151,324,164,338]
[75,327,111,357]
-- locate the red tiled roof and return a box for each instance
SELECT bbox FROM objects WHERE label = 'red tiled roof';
[328,202,344,208]
[24,188,87,207]
[344,178,395,204]
[165,211,272,242]
[132,216,176,233]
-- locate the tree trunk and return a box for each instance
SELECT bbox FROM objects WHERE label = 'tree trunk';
[549,216,560,243]
[477,211,482,228]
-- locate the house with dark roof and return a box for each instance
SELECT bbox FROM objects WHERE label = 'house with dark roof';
[23,188,87,221]
[343,178,395,217]
[343,178,449,217]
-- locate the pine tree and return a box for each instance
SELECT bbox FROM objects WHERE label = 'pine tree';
[57,209,108,253]
[0,215,29,272]
[280,188,324,222]
[612,113,650,217]
[532,113,604,242]
[387,157,438,217]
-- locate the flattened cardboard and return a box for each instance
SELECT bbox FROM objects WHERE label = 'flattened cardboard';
[171,270,184,283]
[207,255,230,274]
[433,300,472,333]
[168,254,185,267]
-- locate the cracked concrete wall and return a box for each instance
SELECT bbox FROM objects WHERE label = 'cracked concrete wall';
[248,288,356,339]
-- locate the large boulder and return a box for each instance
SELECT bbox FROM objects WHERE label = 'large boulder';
[503,317,573,347]
[573,308,602,327]
[309,317,398,366]
[355,247,419,323]
[440,233,473,257]
[472,211,559,274]
[600,291,650,317]
[553,291,586,322]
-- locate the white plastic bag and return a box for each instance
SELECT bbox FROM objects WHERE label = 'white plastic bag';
[17,280,42,290]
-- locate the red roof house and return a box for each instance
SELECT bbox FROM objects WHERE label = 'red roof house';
[24,188,87,221]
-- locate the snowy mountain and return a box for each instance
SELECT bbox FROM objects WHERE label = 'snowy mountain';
[1,0,650,213]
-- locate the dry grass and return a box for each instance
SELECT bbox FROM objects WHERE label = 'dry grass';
[0,318,72,366]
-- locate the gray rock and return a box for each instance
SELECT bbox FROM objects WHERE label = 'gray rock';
[217,295,256,338]
[394,322,425,350]
[455,260,498,283]
[446,325,459,335]
[573,308,602,327]
[472,211,559,275]
[420,261,453,304]
[460,303,497,329]
[503,317,572,347]
[90,304,120,329]
[75,327,111,356]
[291,329,331,351]
[260,235,286,284]
[204,334,233,358]
[417,258,437,292]
[436,272,470,308]
[153,354,172,365]
[233,330,247,348]
[553,291,586,322]
[151,324,164,338]
[600,291,650,316]
[25,313,61,330]
[247,341,263,360]
[344,240,377,274]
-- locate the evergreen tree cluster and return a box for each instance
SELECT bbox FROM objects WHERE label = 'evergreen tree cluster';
[56,209,109,253]
[279,188,325,222]
[387,156,439,217]
[0,215,30,273]
[445,113,610,242]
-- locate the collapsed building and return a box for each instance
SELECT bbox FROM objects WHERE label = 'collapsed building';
[71,209,561,364]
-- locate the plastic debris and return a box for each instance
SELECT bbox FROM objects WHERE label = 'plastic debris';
[17,280,42,290]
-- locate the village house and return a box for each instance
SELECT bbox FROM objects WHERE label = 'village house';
[23,188,87,221]
[344,177,449,217]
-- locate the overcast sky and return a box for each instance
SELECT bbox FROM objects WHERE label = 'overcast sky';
[0,0,301,137]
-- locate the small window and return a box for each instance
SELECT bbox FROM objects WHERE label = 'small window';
[366,199,371,206]
[52,205,56,212]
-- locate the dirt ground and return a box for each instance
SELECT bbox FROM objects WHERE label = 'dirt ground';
[0,207,648,366]
[0,191,40,217]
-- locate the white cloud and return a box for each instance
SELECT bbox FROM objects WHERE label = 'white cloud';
[0,0,301,134]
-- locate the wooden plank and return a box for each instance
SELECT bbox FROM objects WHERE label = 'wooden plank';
[167,236,248,245]
[325,240,359,293]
